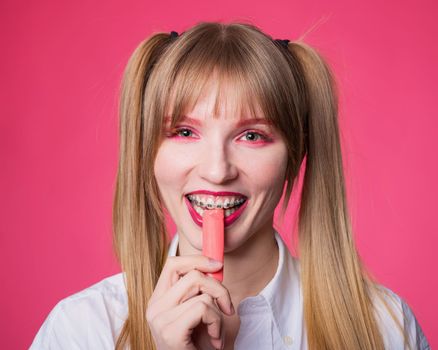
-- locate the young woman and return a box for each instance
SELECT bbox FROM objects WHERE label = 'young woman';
[31,21,430,350]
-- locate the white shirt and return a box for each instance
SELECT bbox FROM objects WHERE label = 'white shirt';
[31,231,430,349]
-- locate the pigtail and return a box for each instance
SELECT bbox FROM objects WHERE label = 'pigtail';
[288,41,392,349]
[113,32,173,350]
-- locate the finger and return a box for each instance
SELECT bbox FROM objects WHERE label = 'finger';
[151,255,223,301]
[152,269,234,317]
[170,294,224,341]
[211,336,223,350]
[160,293,223,339]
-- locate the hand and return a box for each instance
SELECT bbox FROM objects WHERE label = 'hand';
[146,255,235,350]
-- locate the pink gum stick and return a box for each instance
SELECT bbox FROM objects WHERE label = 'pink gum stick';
[202,209,224,282]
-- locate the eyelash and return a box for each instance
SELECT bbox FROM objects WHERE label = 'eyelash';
[167,127,271,142]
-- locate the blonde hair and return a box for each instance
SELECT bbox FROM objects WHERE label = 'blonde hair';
[112,21,411,349]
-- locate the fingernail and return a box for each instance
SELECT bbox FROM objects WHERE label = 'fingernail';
[208,258,223,267]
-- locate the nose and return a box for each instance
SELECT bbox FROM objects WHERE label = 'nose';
[197,143,238,184]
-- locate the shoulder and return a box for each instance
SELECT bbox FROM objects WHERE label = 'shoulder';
[30,273,128,349]
[371,284,430,350]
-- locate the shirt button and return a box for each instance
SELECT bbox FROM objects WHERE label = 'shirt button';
[283,335,293,346]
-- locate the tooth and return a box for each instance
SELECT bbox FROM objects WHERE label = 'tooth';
[195,206,202,215]
[223,199,230,209]
[216,199,223,209]
[225,209,231,217]
[206,198,214,209]
[230,207,236,214]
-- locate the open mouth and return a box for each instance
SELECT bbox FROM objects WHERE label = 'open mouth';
[186,195,247,217]
[184,195,249,228]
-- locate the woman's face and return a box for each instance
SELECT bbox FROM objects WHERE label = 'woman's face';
[154,83,288,252]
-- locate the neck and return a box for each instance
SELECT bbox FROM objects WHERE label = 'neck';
[177,222,279,303]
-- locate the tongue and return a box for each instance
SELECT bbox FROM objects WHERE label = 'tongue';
[202,209,224,282]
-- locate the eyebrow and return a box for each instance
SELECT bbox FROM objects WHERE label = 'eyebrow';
[164,116,272,127]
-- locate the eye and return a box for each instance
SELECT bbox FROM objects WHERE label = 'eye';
[240,131,269,142]
[175,128,193,138]
[165,127,199,139]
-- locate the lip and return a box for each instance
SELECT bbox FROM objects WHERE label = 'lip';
[186,190,247,198]
[184,196,248,228]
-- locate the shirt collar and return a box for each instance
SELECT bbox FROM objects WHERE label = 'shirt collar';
[167,230,303,342]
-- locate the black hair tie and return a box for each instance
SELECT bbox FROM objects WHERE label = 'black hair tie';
[170,31,179,39]
[274,38,290,49]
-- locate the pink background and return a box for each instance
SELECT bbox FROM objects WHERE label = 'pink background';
[1,0,437,348]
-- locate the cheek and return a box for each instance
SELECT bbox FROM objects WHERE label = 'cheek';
[154,148,166,186]
[154,146,183,213]
[242,146,288,188]
[153,144,193,189]
[153,146,176,193]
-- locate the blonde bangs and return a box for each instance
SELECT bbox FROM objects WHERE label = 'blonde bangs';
[166,68,266,128]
